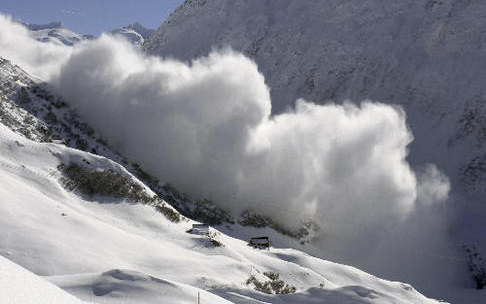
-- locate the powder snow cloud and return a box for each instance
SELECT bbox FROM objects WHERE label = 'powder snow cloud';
[50,35,427,229]
[0,13,451,265]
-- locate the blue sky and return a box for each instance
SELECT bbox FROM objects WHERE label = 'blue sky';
[1,0,185,35]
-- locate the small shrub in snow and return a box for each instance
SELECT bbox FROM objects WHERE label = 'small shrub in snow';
[280,284,297,294]
[246,272,296,294]
[246,275,272,294]
[263,272,279,281]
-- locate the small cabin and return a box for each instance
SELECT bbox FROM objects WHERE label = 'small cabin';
[249,236,270,249]
[191,223,210,235]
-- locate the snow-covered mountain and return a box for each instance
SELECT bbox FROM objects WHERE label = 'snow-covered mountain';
[110,22,155,47]
[144,0,486,283]
[20,21,91,46]
[2,1,486,302]
[19,20,154,47]
[0,55,445,304]
[143,0,486,200]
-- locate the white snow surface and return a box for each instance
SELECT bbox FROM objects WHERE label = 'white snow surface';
[0,255,89,304]
[0,122,442,303]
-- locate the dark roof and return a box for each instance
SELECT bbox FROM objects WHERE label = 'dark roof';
[250,236,269,240]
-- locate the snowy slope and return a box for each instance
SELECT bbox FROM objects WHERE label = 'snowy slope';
[0,255,89,304]
[47,270,233,304]
[21,21,89,46]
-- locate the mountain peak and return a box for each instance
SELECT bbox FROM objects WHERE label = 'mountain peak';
[110,22,155,47]
[123,22,155,39]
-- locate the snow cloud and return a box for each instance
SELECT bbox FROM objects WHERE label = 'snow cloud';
[0,13,451,270]
[49,35,428,230]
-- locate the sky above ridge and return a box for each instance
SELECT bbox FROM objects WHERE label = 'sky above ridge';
[0,0,185,35]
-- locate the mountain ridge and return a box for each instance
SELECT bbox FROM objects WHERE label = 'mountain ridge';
[18,19,154,47]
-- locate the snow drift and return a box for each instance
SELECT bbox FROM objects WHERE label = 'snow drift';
[0,12,452,277]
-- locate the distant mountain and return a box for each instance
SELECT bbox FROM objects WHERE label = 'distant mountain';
[24,21,62,31]
[125,22,156,40]
[20,21,89,46]
[110,22,155,47]
[19,21,154,47]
